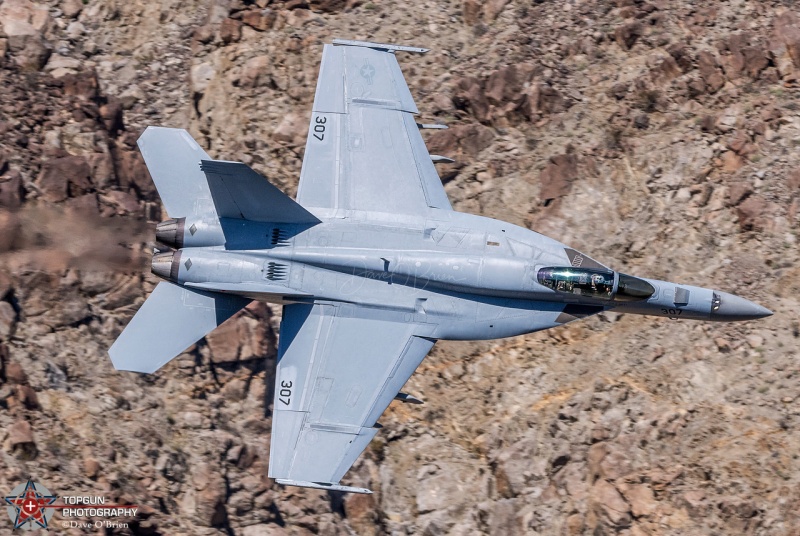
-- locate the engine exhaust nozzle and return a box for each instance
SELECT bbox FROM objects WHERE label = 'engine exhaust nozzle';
[156,218,185,249]
[151,250,182,281]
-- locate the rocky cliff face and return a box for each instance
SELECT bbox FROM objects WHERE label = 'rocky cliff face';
[1,0,799,534]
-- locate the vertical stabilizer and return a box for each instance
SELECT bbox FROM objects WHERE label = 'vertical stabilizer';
[137,127,217,219]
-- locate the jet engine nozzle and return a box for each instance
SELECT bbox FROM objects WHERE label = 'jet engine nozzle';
[156,218,185,249]
[151,250,182,281]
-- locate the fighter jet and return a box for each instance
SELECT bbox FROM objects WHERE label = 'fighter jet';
[108,39,772,494]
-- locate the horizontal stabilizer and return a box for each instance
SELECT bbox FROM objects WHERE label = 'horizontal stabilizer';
[109,282,250,373]
[275,479,372,494]
[200,160,320,223]
[430,155,455,164]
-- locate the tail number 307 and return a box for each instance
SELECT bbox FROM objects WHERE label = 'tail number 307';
[312,116,326,141]
[279,380,293,405]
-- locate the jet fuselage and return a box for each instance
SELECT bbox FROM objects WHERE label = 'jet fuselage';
[152,207,770,342]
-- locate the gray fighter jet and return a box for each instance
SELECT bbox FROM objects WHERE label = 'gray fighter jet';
[108,39,771,494]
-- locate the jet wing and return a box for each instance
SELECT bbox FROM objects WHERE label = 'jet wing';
[268,303,435,493]
[296,40,452,215]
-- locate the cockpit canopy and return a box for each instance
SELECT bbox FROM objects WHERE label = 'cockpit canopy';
[537,267,614,299]
[537,267,656,302]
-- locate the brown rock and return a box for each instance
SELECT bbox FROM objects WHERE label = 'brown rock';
[618,483,657,517]
[220,18,242,44]
[615,22,643,50]
[206,319,241,363]
[453,76,490,122]
[787,168,800,191]
[0,0,51,37]
[680,489,708,516]
[492,435,545,497]
[0,210,20,252]
[427,124,495,158]
[727,131,754,156]
[590,479,631,528]
[607,82,629,101]
[241,9,277,32]
[100,190,141,215]
[724,33,768,79]
[771,10,800,77]
[8,420,37,459]
[99,276,143,310]
[344,493,378,535]
[191,463,228,527]
[601,449,633,480]
[667,43,693,72]
[523,83,567,119]
[0,0,52,70]
[193,24,214,45]
[0,272,12,301]
[0,301,17,339]
[206,311,271,363]
[463,0,481,26]
[485,65,526,107]
[648,53,682,85]
[0,343,7,380]
[539,149,578,203]
[308,0,347,12]
[16,384,39,410]
[99,98,124,136]
[61,0,83,19]
[239,55,273,89]
[736,194,767,231]
[88,151,115,190]
[718,151,744,173]
[718,496,758,520]
[37,156,93,202]
[761,105,782,123]
[111,144,154,199]
[482,0,509,22]
[5,361,28,384]
[60,70,100,101]
[486,498,525,535]
[0,170,25,210]
[697,51,725,94]
[565,513,584,535]
[647,465,683,491]
[272,112,306,146]
[6,34,51,71]
[84,457,101,478]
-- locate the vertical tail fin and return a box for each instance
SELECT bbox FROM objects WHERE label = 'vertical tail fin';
[200,160,319,223]
[137,127,217,219]
[138,127,319,226]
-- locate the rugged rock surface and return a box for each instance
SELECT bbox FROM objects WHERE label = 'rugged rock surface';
[0,0,799,534]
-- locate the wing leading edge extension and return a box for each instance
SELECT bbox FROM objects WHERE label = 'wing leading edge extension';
[268,303,436,493]
[296,40,452,215]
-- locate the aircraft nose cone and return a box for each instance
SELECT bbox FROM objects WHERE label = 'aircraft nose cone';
[711,291,773,321]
